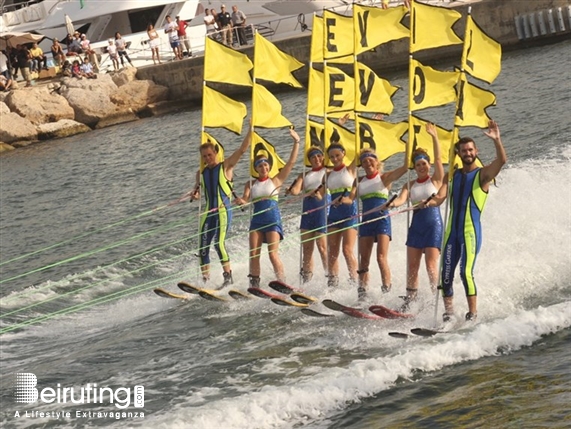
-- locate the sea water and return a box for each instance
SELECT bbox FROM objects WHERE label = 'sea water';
[0,39,569,428]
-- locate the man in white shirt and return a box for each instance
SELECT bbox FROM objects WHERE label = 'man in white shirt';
[164,15,183,60]
[231,5,248,46]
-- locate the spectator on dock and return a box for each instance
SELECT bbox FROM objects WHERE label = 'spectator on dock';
[204,9,218,38]
[107,39,119,71]
[164,15,183,60]
[218,5,233,47]
[115,32,134,67]
[80,34,99,72]
[176,15,193,57]
[147,24,162,65]
[231,5,247,46]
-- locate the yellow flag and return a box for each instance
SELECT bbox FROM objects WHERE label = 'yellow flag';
[455,74,496,128]
[254,33,304,87]
[203,86,247,135]
[311,14,352,64]
[355,62,399,114]
[411,2,462,53]
[408,115,453,166]
[357,116,407,162]
[462,15,502,84]
[204,37,253,86]
[325,65,355,115]
[353,4,409,55]
[200,132,225,170]
[253,83,292,129]
[250,132,286,178]
[323,10,354,61]
[307,67,354,118]
[410,59,460,111]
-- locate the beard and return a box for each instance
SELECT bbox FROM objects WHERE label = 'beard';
[461,155,476,166]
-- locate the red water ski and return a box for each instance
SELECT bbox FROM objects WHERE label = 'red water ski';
[247,287,282,300]
[322,299,382,320]
[369,305,414,319]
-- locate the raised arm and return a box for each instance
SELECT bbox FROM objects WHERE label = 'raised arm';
[479,120,507,191]
[426,122,444,185]
[274,128,300,185]
[224,128,252,171]
[381,149,409,187]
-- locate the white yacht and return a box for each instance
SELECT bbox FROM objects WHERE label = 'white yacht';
[0,0,379,70]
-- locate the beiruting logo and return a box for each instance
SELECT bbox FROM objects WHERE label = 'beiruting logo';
[14,373,144,409]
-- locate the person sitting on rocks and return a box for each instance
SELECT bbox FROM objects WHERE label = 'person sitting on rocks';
[0,74,13,91]
[71,59,84,78]
[61,60,72,77]
[79,34,99,72]
[80,57,97,79]
[29,43,48,72]
[67,32,84,56]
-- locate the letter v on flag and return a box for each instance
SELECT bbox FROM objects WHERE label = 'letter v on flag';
[202,86,247,135]
[204,37,253,86]
[462,15,501,84]
[353,4,409,55]
[254,33,304,87]
[355,62,399,115]
[410,2,462,53]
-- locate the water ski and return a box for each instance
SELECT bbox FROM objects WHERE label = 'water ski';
[228,290,252,300]
[198,290,228,302]
[410,328,443,337]
[268,281,317,304]
[388,332,411,339]
[247,287,282,300]
[300,308,334,318]
[270,297,308,308]
[153,288,188,301]
[369,305,414,319]
[321,299,382,320]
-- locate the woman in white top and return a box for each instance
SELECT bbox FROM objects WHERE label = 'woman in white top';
[147,24,161,65]
[286,146,329,283]
[235,129,300,287]
[388,122,444,309]
[204,9,218,37]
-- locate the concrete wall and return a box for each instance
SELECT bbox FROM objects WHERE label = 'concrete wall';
[136,0,571,103]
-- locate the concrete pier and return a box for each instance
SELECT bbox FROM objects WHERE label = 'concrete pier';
[136,0,571,105]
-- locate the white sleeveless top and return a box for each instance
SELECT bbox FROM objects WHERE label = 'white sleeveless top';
[327,166,354,194]
[251,178,278,201]
[358,172,389,200]
[303,168,326,192]
[410,178,438,203]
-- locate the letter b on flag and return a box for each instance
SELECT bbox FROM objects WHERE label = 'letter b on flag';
[15,373,38,403]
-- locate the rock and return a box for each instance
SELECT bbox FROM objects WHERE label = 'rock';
[62,86,118,128]
[4,87,74,125]
[0,142,16,152]
[110,80,169,112]
[0,112,38,143]
[111,67,138,87]
[36,119,91,140]
[60,74,118,93]
[94,109,139,129]
[11,140,35,148]
[0,101,9,115]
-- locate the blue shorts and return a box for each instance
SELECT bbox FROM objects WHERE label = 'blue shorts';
[406,208,443,249]
[359,213,391,239]
[170,41,180,48]
[328,200,357,230]
[300,196,328,233]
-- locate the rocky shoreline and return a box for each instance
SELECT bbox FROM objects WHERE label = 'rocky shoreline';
[0,68,177,154]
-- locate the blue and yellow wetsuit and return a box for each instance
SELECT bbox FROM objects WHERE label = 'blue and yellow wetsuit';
[199,163,232,266]
[441,168,488,298]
